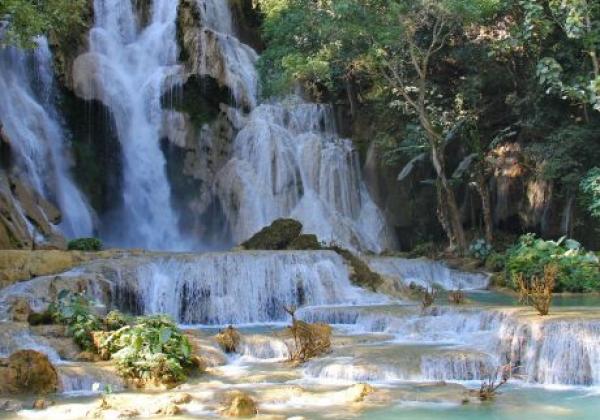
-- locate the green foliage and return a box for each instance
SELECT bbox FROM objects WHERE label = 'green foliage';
[469,239,494,261]
[581,167,600,219]
[505,234,600,292]
[0,0,87,48]
[98,315,195,385]
[67,237,103,251]
[104,310,130,331]
[485,252,506,272]
[48,290,102,351]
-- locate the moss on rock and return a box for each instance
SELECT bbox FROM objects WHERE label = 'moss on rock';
[241,219,303,250]
[288,234,322,250]
[327,246,383,291]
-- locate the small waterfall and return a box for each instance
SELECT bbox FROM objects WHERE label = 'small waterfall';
[493,314,600,385]
[237,335,290,360]
[0,324,62,363]
[58,365,124,395]
[108,251,384,324]
[368,257,490,290]
[0,38,94,238]
[73,0,187,249]
[216,99,391,252]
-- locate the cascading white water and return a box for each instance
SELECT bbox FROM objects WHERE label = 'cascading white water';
[0,38,94,238]
[73,0,187,249]
[367,257,491,290]
[216,99,391,252]
[105,251,385,324]
[195,0,259,108]
[187,0,390,252]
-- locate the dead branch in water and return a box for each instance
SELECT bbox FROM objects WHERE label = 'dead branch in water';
[284,305,331,363]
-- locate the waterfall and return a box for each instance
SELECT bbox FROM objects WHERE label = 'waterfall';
[187,0,390,252]
[73,0,188,250]
[216,99,391,252]
[367,257,491,290]
[105,251,384,324]
[0,38,94,238]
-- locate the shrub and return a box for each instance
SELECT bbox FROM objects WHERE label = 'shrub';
[48,290,102,351]
[505,234,599,292]
[98,315,196,386]
[484,252,505,272]
[104,310,129,331]
[515,264,557,316]
[67,237,103,251]
[469,239,493,261]
[284,306,331,363]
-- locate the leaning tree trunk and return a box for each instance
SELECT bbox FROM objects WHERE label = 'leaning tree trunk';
[431,146,467,255]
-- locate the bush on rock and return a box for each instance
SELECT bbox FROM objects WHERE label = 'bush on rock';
[67,237,102,251]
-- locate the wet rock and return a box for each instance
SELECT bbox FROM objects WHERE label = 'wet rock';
[76,351,102,363]
[345,384,375,402]
[170,393,193,404]
[154,402,181,416]
[8,297,31,322]
[0,250,79,287]
[0,172,33,250]
[117,408,140,418]
[32,399,50,409]
[221,391,258,417]
[241,218,302,250]
[215,325,241,353]
[0,350,58,395]
[0,398,22,412]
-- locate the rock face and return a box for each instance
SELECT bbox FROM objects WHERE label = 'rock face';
[0,250,84,288]
[0,172,67,251]
[0,350,58,395]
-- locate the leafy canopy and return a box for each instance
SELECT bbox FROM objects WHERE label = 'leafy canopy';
[0,0,87,48]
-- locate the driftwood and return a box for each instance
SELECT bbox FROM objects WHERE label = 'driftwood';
[421,287,437,310]
[477,364,512,400]
[448,289,465,305]
[283,306,331,363]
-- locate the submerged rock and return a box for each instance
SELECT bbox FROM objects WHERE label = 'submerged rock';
[0,350,58,395]
[241,218,303,250]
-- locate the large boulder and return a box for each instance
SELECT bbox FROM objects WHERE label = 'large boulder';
[0,350,58,395]
[241,219,303,250]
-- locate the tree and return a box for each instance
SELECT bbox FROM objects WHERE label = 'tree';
[375,1,489,253]
[0,0,87,48]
